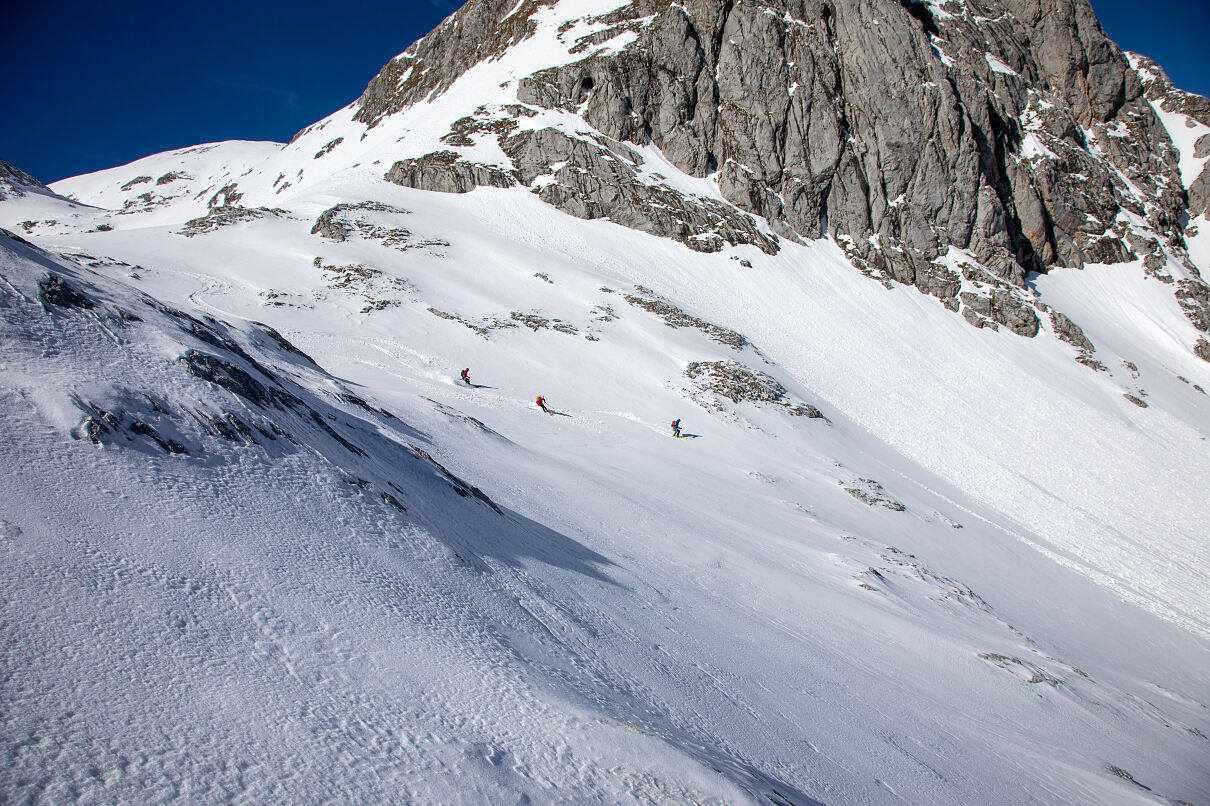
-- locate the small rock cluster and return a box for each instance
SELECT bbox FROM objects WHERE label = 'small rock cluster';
[684,360,822,418]
[622,286,748,349]
[311,201,449,253]
[313,257,411,314]
[841,478,905,511]
[180,206,286,236]
[427,307,518,337]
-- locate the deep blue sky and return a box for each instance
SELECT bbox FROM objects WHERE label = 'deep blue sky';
[1,1,459,183]
[2,0,1206,184]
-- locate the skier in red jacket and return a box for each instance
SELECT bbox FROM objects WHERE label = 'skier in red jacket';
[536,395,551,415]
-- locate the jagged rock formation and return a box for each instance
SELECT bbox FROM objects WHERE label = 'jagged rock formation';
[349,0,1209,343]
[383,114,781,254]
[0,159,49,200]
[1133,53,1210,220]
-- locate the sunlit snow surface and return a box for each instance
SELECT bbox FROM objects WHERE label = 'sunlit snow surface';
[3,62,1210,806]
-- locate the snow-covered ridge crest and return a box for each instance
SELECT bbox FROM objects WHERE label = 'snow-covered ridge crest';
[0,158,51,199]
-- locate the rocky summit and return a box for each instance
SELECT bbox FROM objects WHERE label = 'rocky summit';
[344,0,1210,344]
[3,2,1210,804]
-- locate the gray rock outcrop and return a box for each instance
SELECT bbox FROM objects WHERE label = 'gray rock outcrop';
[1049,310,1094,353]
[0,159,48,201]
[345,0,1208,341]
[385,151,517,194]
[1133,53,1210,220]
[685,359,823,416]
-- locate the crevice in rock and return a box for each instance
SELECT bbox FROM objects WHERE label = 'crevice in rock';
[896,0,939,36]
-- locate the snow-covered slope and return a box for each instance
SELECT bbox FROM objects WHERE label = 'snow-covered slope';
[3,0,1210,800]
[3,140,1208,803]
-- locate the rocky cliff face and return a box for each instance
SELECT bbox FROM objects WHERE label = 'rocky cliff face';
[343,0,1209,345]
[1133,53,1210,220]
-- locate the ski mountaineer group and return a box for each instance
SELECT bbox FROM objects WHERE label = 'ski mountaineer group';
[460,368,682,432]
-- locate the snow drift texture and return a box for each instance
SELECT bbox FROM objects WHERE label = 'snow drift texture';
[2,0,1210,803]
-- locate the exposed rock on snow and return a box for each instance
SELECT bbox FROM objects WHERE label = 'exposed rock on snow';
[179,350,303,411]
[120,175,153,191]
[313,137,345,159]
[74,395,191,455]
[312,258,412,313]
[352,0,1200,299]
[623,286,748,348]
[504,126,779,254]
[311,202,448,254]
[0,159,49,200]
[428,306,520,337]
[510,311,580,334]
[180,206,288,237]
[1048,309,1094,353]
[39,271,94,310]
[1175,278,1210,333]
[1133,52,1210,219]
[685,359,821,418]
[978,652,1062,686]
[1195,337,1210,363]
[1122,392,1148,408]
[385,127,780,254]
[958,287,1040,336]
[842,477,906,511]
[386,150,518,194]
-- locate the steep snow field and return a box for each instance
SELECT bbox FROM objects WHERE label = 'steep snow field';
[1,137,1208,804]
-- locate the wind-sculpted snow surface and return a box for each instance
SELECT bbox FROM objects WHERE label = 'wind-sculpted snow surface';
[1,0,1209,798]
[2,134,1210,803]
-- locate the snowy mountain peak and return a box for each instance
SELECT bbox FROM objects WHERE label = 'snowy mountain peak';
[2,0,1210,803]
[247,0,1210,360]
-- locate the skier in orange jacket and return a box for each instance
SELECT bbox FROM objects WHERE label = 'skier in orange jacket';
[536,395,551,415]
